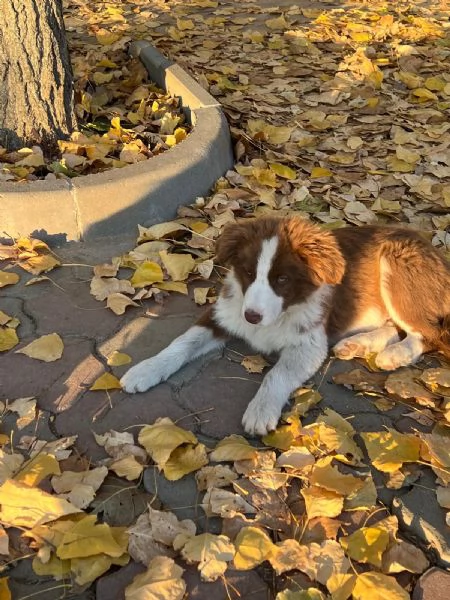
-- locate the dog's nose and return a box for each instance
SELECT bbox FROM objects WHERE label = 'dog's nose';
[244,309,263,324]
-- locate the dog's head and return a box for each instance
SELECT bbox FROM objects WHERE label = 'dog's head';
[216,217,345,326]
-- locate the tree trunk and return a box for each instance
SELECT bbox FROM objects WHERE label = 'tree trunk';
[0,0,76,153]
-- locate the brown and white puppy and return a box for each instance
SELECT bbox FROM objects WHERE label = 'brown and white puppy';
[121,217,450,435]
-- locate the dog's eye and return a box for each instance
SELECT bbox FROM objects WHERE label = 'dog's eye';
[246,269,254,277]
[277,275,289,284]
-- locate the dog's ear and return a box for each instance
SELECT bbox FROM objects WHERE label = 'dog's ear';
[286,219,345,286]
[215,223,244,266]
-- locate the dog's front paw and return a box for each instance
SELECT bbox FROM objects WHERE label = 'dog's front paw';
[242,396,281,437]
[120,358,167,393]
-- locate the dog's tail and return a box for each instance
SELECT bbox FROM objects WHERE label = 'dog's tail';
[437,314,450,362]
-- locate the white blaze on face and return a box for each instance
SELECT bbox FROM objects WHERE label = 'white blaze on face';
[242,236,283,326]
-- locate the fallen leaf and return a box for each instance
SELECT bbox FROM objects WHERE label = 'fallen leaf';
[125,556,186,600]
[241,355,270,374]
[56,515,127,559]
[210,435,257,462]
[138,418,197,467]
[201,487,256,518]
[0,480,80,527]
[90,373,122,391]
[90,276,135,301]
[301,486,344,518]
[361,429,421,472]
[233,526,274,570]
[16,453,60,487]
[159,251,195,281]
[352,572,409,600]
[182,532,235,581]
[0,328,19,352]
[195,465,238,491]
[340,526,389,568]
[162,443,208,481]
[107,351,132,366]
[106,293,139,315]
[15,333,64,362]
[0,271,19,287]
[130,261,164,288]
[382,540,429,574]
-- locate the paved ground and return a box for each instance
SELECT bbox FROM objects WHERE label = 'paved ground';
[1,234,450,599]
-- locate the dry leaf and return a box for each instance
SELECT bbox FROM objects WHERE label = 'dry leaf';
[0,480,80,527]
[181,532,235,581]
[90,373,122,391]
[241,355,270,374]
[159,251,195,281]
[138,418,197,468]
[125,556,186,600]
[15,333,64,362]
[106,293,139,315]
[0,271,19,287]
[162,443,208,481]
[233,526,274,570]
[361,429,420,472]
[107,351,132,366]
[210,435,257,462]
[90,276,135,301]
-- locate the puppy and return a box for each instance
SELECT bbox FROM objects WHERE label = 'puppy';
[121,217,450,435]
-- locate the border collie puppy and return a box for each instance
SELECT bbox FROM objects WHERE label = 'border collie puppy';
[121,217,450,436]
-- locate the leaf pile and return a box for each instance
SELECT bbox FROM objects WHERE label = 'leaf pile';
[0,46,188,181]
[2,380,450,597]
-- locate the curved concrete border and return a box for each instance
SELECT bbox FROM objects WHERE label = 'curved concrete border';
[0,41,233,242]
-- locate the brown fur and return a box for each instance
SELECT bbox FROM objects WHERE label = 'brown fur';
[215,216,450,358]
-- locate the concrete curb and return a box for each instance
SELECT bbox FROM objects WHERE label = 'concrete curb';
[0,41,233,242]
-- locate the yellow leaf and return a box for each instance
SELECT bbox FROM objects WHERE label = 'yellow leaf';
[262,415,302,450]
[137,222,189,242]
[310,456,365,496]
[182,532,235,581]
[193,287,211,305]
[386,155,415,173]
[247,119,294,144]
[71,552,129,586]
[15,333,64,362]
[163,443,208,481]
[176,18,195,30]
[107,351,132,367]
[106,293,139,315]
[269,163,297,180]
[382,540,429,574]
[138,417,198,467]
[340,526,389,567]
[301,486,344,518]
[352,572,409,600]
[395,146,421,164]
[398,71,423,89]
[252,167,278,187]
[20,254,60,275]
[210,435,257,462]
[411,88,438,102]
[90,276,134,301]
[234,526,275,570]
[266,15,288,30]
[157,281,189,294]
[350,31,371,43]
[0,577,11,600]
[96,30,121,45]
[90,373,122,391]
[0,328,19,352]
[310,167,332,178]
[125,556,186,599]
[361,429,420,472]
[159,251,195,281]
[16,453,60,487]
[425,76,446,92]
[130,261,164,288]
[366,68,383,89]
[56,515,127,559]
[0,271,19,288]
[110,456,144,481]
[32,554,71,580]
[0,479,80,527]
[276,588,326,600]
[241,355,270,374]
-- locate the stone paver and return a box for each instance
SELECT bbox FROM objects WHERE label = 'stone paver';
[412,567,450,600]
[2,233,449,598]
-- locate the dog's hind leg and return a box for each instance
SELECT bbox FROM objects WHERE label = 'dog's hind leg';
[333,324,400,360]
[374,238,450,369]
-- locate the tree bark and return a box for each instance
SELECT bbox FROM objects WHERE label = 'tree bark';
[0,0,77,153]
